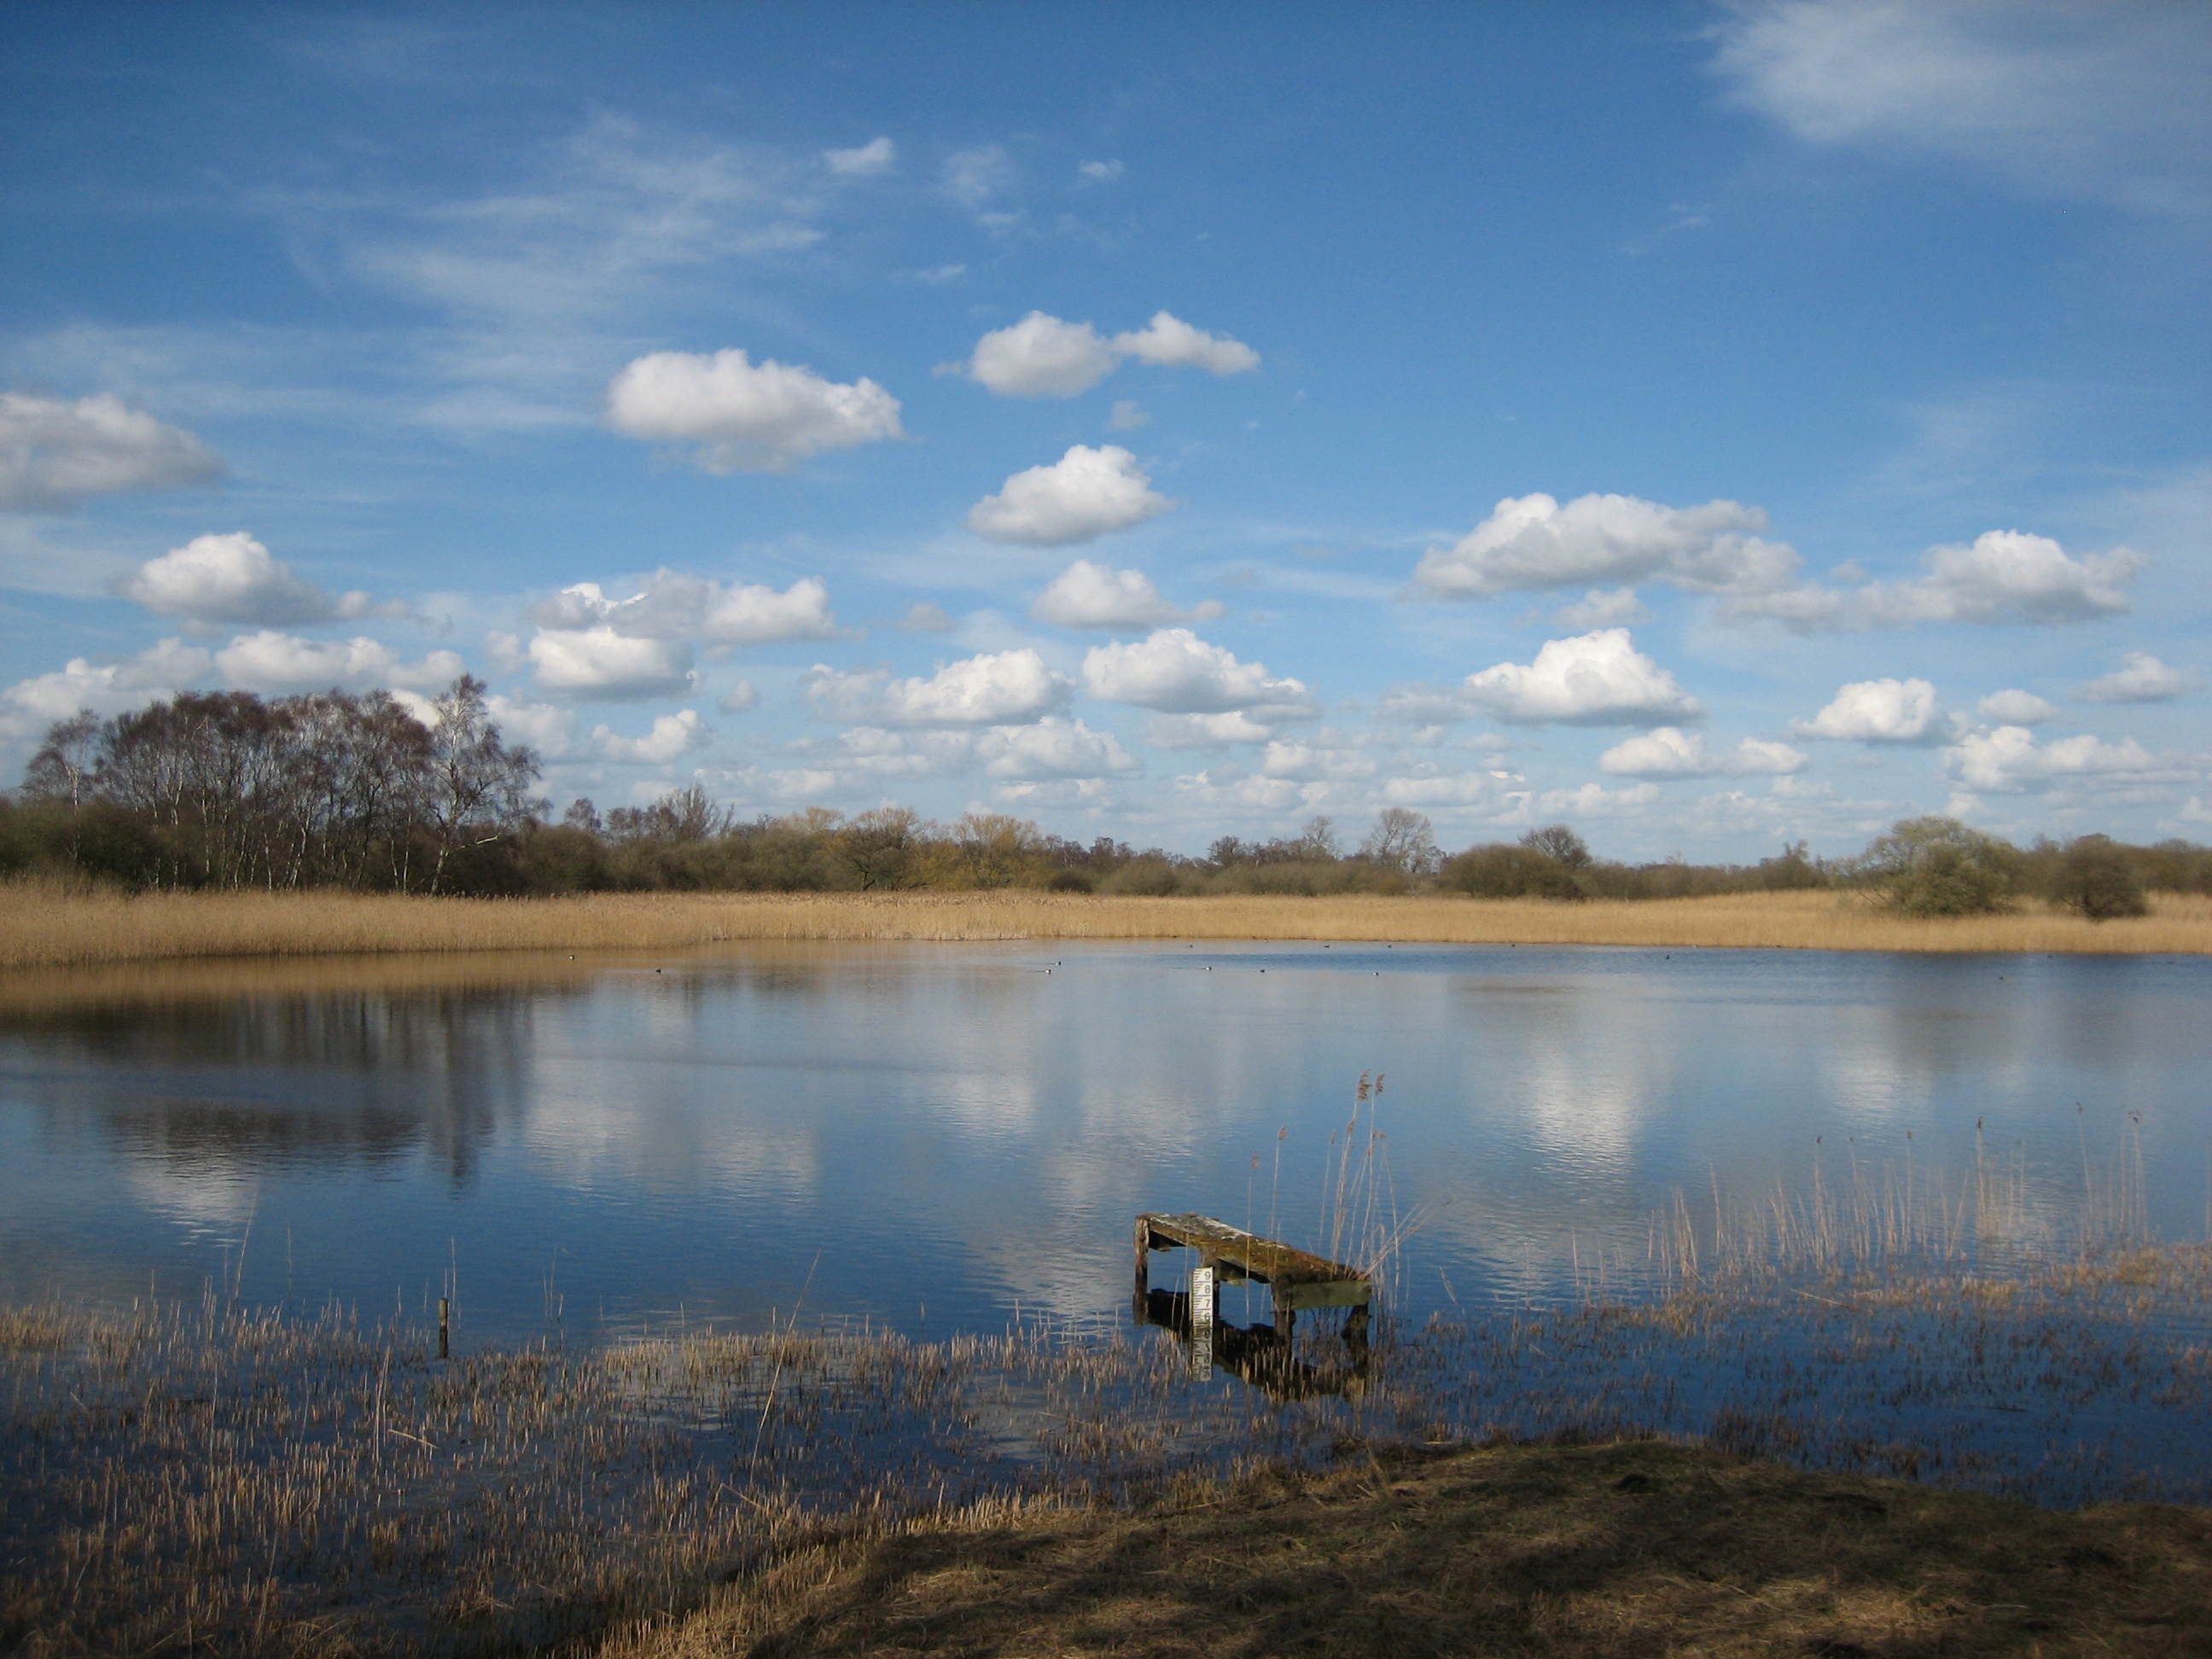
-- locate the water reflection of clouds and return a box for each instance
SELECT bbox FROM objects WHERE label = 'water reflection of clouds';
[5,945,2205,1340]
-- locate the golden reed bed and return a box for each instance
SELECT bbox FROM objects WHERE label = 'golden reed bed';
[2,882,2206,970]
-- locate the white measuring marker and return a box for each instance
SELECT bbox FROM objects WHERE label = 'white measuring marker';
[1190,1265,1215,1381]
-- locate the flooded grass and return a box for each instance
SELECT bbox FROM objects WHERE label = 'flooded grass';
[9,1225,2212,1656]
[4,882,2208,970]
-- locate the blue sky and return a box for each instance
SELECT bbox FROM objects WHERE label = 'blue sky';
[3,1,2206,859]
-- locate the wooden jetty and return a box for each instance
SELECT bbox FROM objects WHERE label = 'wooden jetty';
[1132,1212,1372,1345]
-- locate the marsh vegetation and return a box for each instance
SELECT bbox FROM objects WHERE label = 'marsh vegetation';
[9,1141,2212,1656]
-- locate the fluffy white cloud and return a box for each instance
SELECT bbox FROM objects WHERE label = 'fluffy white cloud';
[716,680,759,713]
[1078,159,1125,182]
[1869,532,2142,625]
[961,312,1117,398]
[811,650,1074,728]
[207,632,464,696]
[1461,629,1703,726]
[0,637,211,733]
[883,649,1071,725]
[527,572,839,645]
[1598,727,1807,778]
[117,532,387,627]
[1977,689,2058,725]
[1414,492,1799,600]
[978,718,1138,779]
[1108,311,1260,375]
[2075,651,2198,704]
[968,445,1174,545]
[1377,768,1511,808]
[1145,711,1279,748]
[527,627,696,698]
[1712,0,2212,216]
[1944,727,2160,793]
[1726,531,2145,630]
[591,708,713,764]
[603,349,905,473]
[823,137,895,176]
[954,310,1259,397]
[1029,559,1221,629]
[485,695,577,758]
[1083,629,1309,713]
[1790,678,1942,742]
[1,392,224,512]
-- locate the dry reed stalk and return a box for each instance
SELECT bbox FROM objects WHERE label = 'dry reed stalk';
[4,882,2207,970]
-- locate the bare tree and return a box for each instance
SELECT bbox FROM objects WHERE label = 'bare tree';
[1360,807,1439,874]
[425,675,541,892]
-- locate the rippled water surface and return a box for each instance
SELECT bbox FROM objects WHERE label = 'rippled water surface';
[2,940,2204,1346]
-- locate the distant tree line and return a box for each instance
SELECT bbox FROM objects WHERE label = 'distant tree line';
[4,687,2206,919]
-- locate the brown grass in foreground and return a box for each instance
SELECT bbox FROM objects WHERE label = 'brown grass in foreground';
[4,882,2208,969]
[619,1440,2212,1659]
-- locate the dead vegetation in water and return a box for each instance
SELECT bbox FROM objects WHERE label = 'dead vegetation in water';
[3,882,2208,969]
[9,1233,2212,1656]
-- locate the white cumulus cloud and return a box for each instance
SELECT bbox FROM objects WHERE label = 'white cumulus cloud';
[1145,711,1280,748]
[1790,678,1943,742]
[604,349,905,473]
[527,572,839,645]
[1977,689,2058,725]
[1083,629,1309,714]
[1944,727,2161,793]
[960,312,1117,398]
[0,637,212,733]
[2075,651,2198,705]
[1726,531,2145,630]
[1029,559,1221,629]
[591,708,714,764]
[117,532,387,627]
[211,632,465,695]
[1461,629,1703,726]
[811,651,1073,728]
[1598,727,1807,778]
[527,627,696,699]
[968,445,1174,545]
[1414,492,1799,600]
[978,717,1138,779]
[1108,311,1260,375]
[1,392,224,512]
[953,310,1259,397]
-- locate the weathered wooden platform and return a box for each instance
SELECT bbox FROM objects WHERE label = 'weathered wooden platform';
[1133,1212,1371,1343]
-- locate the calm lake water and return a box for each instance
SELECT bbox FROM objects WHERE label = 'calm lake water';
[2,940,2205,1348]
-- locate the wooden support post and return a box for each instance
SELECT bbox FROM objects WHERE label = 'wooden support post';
[438,1297,450,1359]
[1131,1215,1151,1322]
[1272,1284,1295,1343]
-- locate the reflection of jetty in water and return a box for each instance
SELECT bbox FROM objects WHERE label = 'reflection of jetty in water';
[1132,1212,1372,1398]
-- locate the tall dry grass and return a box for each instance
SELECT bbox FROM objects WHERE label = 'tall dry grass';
[4,881,2207,969]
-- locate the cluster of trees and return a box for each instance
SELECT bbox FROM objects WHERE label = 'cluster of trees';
[1443,816,2206,919]
[4,685,2206,918]
[3,679,538,893]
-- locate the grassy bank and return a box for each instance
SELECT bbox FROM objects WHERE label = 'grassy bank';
[4,882,2209,969]
[619,1439,2212,1658]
